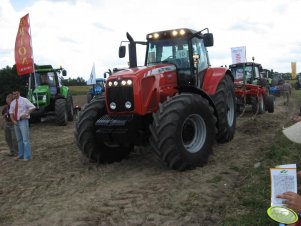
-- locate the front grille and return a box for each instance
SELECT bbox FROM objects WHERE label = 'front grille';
[37,93,46,100]
[107,86,134,112]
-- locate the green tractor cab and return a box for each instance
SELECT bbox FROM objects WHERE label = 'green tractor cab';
[27,65,74,125]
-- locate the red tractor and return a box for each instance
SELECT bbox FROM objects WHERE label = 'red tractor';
[75,28,236,170]
[229,62,274,115]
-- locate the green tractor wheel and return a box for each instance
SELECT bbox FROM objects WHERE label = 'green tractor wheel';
[55,99,68,126]
[66,92,74,121]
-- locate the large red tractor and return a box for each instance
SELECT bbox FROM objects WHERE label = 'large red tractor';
[75,28,236,170]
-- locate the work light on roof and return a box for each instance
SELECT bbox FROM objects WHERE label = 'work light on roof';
[172,30,178,36]
[154,33,159,38]
[179,29,186,35]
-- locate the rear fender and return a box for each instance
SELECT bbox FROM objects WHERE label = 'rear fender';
[202,68,234,95]
[178,86,218,121]
[60,86,69,98]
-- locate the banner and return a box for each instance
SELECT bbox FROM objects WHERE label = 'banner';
[15,14,34,76]
[291,62,297,80]
[231,46,247,64]
[87,63,96,85]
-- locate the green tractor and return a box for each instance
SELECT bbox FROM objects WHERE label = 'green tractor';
[27,65,74,125]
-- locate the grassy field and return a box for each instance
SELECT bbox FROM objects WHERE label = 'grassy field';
[222,90,301,225]
[69,85,90,95]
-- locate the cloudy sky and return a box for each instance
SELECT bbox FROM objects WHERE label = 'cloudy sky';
[0,0,300,80]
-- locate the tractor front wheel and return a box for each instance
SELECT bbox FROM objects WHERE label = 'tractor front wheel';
[75,96,132,163]
[149,93,216,171]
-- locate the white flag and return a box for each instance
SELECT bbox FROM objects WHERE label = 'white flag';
[87,63,96,85]
[231,46,247,64]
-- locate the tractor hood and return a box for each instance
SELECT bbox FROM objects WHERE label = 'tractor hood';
[30,85,50,107]
[33,85,49,94]
[105,64,178,115]
[108,64,177,80]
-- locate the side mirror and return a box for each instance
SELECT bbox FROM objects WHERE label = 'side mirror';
[119,46,126,58]
[103,69,112,78]
[203,33,214,47]
[62,69,67,76]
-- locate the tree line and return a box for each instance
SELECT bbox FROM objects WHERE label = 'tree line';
[0,65,86,105]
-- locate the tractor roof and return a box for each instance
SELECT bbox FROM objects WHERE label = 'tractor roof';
[229,62,262,68]
[35,65,64,73]
[146,28,198,41]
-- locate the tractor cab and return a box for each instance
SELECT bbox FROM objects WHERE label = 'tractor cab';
[118,28,214,88]
[229,62,263,85]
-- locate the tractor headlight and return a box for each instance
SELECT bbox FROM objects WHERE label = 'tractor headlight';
[125,101,132,109]
[108,81,112,87]
[110,102,116,110]
[113,81,118,86]
[127,79,132,85]
[121,80,126,86]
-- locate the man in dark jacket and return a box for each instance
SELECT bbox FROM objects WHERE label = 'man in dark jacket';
[1,94,18,156]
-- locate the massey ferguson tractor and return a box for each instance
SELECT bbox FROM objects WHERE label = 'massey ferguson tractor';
[75,28,236,170]
[229,62,274,115]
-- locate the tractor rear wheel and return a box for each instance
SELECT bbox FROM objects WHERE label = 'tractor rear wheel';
[75,96,132,163]
[265,95,274,113]
[212,74,236,143]
[149,93,216,171]
[66,92,74,121]
[55,99,68,126]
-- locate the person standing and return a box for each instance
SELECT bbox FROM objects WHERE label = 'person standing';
[9,88,36,161]
[1,94,18,156]
[282,81,292,106]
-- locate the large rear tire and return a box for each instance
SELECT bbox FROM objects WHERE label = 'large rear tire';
[75,96,132,163]
[212,74,236,143]
[251,94,265,114]
[149,93,216,171]
[265,95,274,113]
[55,99,68,126]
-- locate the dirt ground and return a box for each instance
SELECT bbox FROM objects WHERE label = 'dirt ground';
[0,93,298,226]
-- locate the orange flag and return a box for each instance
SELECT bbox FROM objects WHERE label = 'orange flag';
[14,14,34,76]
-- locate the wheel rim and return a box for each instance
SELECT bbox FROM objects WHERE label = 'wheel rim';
[226,91,235,127]
[181,114,206,153]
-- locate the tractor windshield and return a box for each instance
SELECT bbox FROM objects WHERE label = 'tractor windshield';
[231,65,260,82]
[146,38,190,69]
[35,72,56,86]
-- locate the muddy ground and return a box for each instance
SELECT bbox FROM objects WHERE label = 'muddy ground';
[0,93,298,226]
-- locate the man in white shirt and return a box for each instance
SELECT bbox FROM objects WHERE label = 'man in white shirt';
[9,88,36,161]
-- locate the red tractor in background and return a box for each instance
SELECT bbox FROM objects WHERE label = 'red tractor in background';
[229,62,274,115]
[75,28,236,171]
